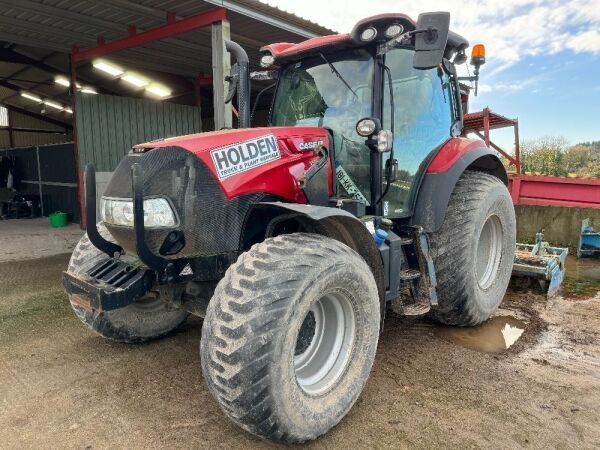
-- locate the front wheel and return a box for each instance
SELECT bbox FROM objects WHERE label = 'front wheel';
[429,171,516,326]
[67,223,188,343]
[200,233,380,443]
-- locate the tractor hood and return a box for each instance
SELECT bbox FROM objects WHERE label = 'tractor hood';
[133,126,331,200]
[102,127,332,259]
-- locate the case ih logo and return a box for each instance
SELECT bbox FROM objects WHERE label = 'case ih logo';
[211,134,280,180]
[298,140,323,150]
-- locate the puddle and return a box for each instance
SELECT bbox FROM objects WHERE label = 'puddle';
[562,255,600,298]
[435,316,526,353]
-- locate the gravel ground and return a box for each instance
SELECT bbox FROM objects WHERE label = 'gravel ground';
[0,253,599,449]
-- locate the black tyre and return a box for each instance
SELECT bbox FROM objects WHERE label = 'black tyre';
[429,171,516,326]
[67,223,188,343]
[201,233,380,443]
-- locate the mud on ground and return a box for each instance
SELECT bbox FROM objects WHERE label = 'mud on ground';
[1,254,599,449]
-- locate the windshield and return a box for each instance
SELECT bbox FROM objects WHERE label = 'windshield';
[271,49,374,204]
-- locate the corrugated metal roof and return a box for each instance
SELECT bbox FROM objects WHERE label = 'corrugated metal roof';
[0,0,335,125]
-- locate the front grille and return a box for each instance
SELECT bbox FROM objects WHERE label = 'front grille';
[103,146,263,258]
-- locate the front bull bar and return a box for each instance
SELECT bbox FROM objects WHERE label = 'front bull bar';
[63,164,192,311]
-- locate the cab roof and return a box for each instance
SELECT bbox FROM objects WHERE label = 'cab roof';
[261,13,469,63]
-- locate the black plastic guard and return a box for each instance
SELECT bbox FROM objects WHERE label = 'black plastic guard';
[85,164,123,257]
[62,258,155,311]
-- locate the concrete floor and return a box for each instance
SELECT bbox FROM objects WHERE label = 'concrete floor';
[0,218,83,263]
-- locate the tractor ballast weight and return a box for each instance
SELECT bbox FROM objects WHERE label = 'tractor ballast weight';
[63,11,515,444]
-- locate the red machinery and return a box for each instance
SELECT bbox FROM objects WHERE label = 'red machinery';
[463,108,600,209]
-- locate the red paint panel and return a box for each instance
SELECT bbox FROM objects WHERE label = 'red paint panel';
[426,137,486,173]
[136,127,332,203]
[509,175,600,208]
[261,34,351,59]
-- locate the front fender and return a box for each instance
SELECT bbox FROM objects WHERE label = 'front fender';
[412,145,508,232]
[244,202,386,321]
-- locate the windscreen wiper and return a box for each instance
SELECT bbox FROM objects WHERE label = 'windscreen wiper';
[319,53,358,99]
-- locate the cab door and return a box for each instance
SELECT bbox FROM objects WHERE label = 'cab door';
[382,48,455,218]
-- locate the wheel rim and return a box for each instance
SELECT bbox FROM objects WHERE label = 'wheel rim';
[476,214,504,289]
[294,292,356,396]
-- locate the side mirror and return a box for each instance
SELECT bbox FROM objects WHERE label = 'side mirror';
[413,12,450,70]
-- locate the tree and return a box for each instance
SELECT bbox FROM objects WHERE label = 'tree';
[521,136,569,176]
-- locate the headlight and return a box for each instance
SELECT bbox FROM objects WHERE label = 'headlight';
[356,117,379,137]
[100,197,177,228]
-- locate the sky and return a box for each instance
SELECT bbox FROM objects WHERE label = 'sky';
[263,0,600,149]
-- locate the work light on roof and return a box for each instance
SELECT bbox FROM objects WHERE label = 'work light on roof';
[360,26,377,42]
[385,24,404,38]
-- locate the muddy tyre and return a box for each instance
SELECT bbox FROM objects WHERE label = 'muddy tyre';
[201,233,380,443]
[429,171,516,326]
[67,223,188,343]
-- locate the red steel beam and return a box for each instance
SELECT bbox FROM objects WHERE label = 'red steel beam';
[72,7,227,62]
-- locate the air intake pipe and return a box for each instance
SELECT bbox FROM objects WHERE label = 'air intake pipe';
[225,40,250,128]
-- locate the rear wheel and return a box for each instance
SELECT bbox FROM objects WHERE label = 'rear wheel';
[67,223,188,343]
[201,233,380,443]
[429,171,516,326]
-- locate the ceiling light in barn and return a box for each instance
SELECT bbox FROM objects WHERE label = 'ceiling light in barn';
[21,92,42,103]
[55,76,97,95]
[43,100,64,110]
[80,86,98,95]
[64,107,73,114]
[93,60,124,77]
[122,73,148,88]
[146,84,172,98]
[55,76,70,87]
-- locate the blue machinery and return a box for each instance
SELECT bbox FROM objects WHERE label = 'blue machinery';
[513,232,568,297]
[578,219,600,258]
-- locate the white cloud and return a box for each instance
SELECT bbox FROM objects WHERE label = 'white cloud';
[566,29,600,54]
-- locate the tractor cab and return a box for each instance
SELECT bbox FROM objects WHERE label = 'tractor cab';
[259,13,482,218]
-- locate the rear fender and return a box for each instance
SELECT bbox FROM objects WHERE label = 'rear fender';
[412,144,508,233]
[242,202,386,320]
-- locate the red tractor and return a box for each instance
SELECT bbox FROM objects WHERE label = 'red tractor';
[64,12,515,443]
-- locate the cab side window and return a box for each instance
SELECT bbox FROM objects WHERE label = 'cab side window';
[383,48,454,217]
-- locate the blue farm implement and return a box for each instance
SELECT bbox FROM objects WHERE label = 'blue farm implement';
[512,232,568,298]
[578,219,600,258]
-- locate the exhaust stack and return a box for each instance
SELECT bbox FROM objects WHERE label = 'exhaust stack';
[225,40,251,128]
